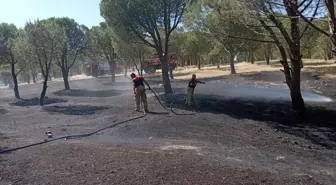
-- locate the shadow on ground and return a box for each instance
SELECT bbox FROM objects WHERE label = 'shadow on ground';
[10,97,67,107]
[53,89,123,98]
[240,71,317,82]
[43,105,109,115]
[0,107,9,114]
[159,93,336,149]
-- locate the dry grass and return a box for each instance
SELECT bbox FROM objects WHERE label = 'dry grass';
[304,64,336,79]
[162,59,336,80]
[168,62,281,80]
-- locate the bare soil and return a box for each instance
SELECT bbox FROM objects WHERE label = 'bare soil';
[0,69,335,185]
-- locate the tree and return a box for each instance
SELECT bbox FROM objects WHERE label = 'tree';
[50,17,88,90]
[290,0,336,56]
[185,0,264,74]
[0,23,22,99]
[87,24,117,83]
[235,0,322,117]
[113,38,152,77]
[25,20,66,106]
[315,34,333,60]
[208,42,227,68]
[100,0,187,94]
[261,43,275,65]
[182,31,211,70]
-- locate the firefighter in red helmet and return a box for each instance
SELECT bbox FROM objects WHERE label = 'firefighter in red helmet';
[130,73,150,112]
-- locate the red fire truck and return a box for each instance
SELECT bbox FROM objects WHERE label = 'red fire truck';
[143,55,178,74]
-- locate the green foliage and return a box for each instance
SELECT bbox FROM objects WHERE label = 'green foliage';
[50,17,88,68]
[87,24,114,62]
[25,20,66,77]
[100,0,187,49]
[10,30,33,71]
[0,23,18,64]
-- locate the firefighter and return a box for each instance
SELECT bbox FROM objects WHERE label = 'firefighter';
[130,73,150,112]
[186,74,205,106]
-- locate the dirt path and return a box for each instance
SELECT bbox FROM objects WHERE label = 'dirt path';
[0,72,335,185]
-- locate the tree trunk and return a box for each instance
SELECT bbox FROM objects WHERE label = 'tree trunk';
[40,71,49,106]
[161,34,174,94]
[109,61,116,83]
[229,53,236,74]
[290,60,305,118]
[288,0,306,117]
[245,52,249,62]
[132,58,141,76]
[265,55,270,65]
[217,60,220,69]
[62,68,71,90]
[251,51,254,64]
[26,73,30,84]
[11,63,20,99]
[32,71,37,83]
[324,49,329,61]
[264,48,270,65]
[197,55,201,70]
[160,55,173,94]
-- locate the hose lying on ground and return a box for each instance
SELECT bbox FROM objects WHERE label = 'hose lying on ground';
[0,88,195,154]
[0,112,148,154]
[148,88,196,116]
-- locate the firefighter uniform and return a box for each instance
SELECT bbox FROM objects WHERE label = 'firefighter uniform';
[186,76,204,106]
[132,76,148,111]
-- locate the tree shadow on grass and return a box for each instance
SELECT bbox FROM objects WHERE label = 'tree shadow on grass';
[53,89,123,98]
[159,93,336,149]
[10,97,67,107]
[44,105,109,115]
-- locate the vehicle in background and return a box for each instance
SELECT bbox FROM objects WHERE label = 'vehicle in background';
[143,55,178,74]
[85,60,124,77]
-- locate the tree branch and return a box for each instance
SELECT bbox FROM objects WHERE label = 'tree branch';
[299,0,321,39]
[291,0,330,37]
[267,13,294,46]
[15,68,23,76]
[68,51,78,69]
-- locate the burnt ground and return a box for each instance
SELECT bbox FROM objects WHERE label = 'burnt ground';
[0,71,335,185]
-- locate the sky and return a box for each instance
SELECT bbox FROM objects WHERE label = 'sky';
[0,0,104,28]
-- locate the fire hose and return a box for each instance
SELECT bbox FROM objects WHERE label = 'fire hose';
[148,88,196,116]
[0,87,196,154]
